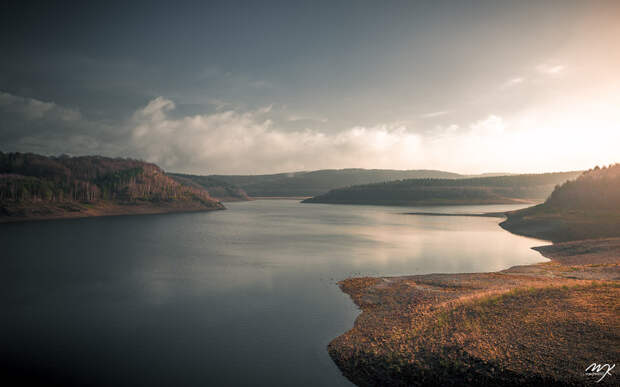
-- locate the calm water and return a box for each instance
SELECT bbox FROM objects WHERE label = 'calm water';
[0,200,547,386]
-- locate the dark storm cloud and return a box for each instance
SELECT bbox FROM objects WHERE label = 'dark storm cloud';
[0,90,129,156]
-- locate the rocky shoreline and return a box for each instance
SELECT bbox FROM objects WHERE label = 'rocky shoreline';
[328,217,620,386]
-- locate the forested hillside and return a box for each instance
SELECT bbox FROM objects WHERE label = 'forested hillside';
[501,164,620,242]
[545,164,620,210]
[0,152,223,221]
[210,169,462,197]
[169,173,250,201]
[303,171,582,206]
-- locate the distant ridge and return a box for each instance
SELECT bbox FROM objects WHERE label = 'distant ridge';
[302,171,583,206]
[208,168,462,197]
[462,172,516,178]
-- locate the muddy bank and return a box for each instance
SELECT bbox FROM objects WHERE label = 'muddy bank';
[328,237,620,386]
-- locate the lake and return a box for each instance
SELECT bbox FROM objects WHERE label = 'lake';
[0,200,547,386]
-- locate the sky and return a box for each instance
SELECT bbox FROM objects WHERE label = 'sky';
[1,0,619,174]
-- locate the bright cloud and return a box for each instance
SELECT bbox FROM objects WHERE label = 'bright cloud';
[501,77,525,88]
[2,91,618,175]
[129,97,423,173]
[287,114,328,123]
[469,115,506,135]
[420,110,450,119]
[127,94,619,174]
[537,64,565,75]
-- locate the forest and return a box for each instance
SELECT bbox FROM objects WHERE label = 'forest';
[0,152,220,209]
[545,164,620,210]
[169,173,250,201]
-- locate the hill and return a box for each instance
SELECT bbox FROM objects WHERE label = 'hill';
[168,173,250,201]
[210,169,462,197]
[501,164,620,242]
[0,152,224,222]
[302,171,583,206]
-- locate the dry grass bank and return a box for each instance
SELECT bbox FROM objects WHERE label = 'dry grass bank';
[329,238,620,386]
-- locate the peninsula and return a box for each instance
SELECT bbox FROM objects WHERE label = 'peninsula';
[0,152,224,222]
[328,164,620,386]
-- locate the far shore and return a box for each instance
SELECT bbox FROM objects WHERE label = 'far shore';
[328,215,620,386]
[217,196,254,202]
[251,196,312,200]
[0,201,225,224]
[302,199,539,206]
[403,211,508,218]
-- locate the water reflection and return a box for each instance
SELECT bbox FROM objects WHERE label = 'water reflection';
[0,200,547,386]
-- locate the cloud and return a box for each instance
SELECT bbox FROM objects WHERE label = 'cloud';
[133,96,175,122]
[501,77,525,88]
[469,115,506,135]
[0,90,122,156]
[129,97,422,173]
[206,98,233,111]
[537,64,565,75]
[420,110,450,119]
[2,92,618,175]
[257,104,273,114]
[0,91,82,121]
[287,114,328,123]
[128,98,615,175]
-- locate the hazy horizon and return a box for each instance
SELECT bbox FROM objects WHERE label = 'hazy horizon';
[0,149,588,177]
[1,1,619,175]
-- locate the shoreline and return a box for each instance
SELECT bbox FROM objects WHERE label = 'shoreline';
[251,196,312,200]
[302,199,538,206]
[328,216,620,386]
[403,211,507,218]
[0,201,225,224]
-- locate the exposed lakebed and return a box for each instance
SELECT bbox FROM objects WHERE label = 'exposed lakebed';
[1,200,546,386]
